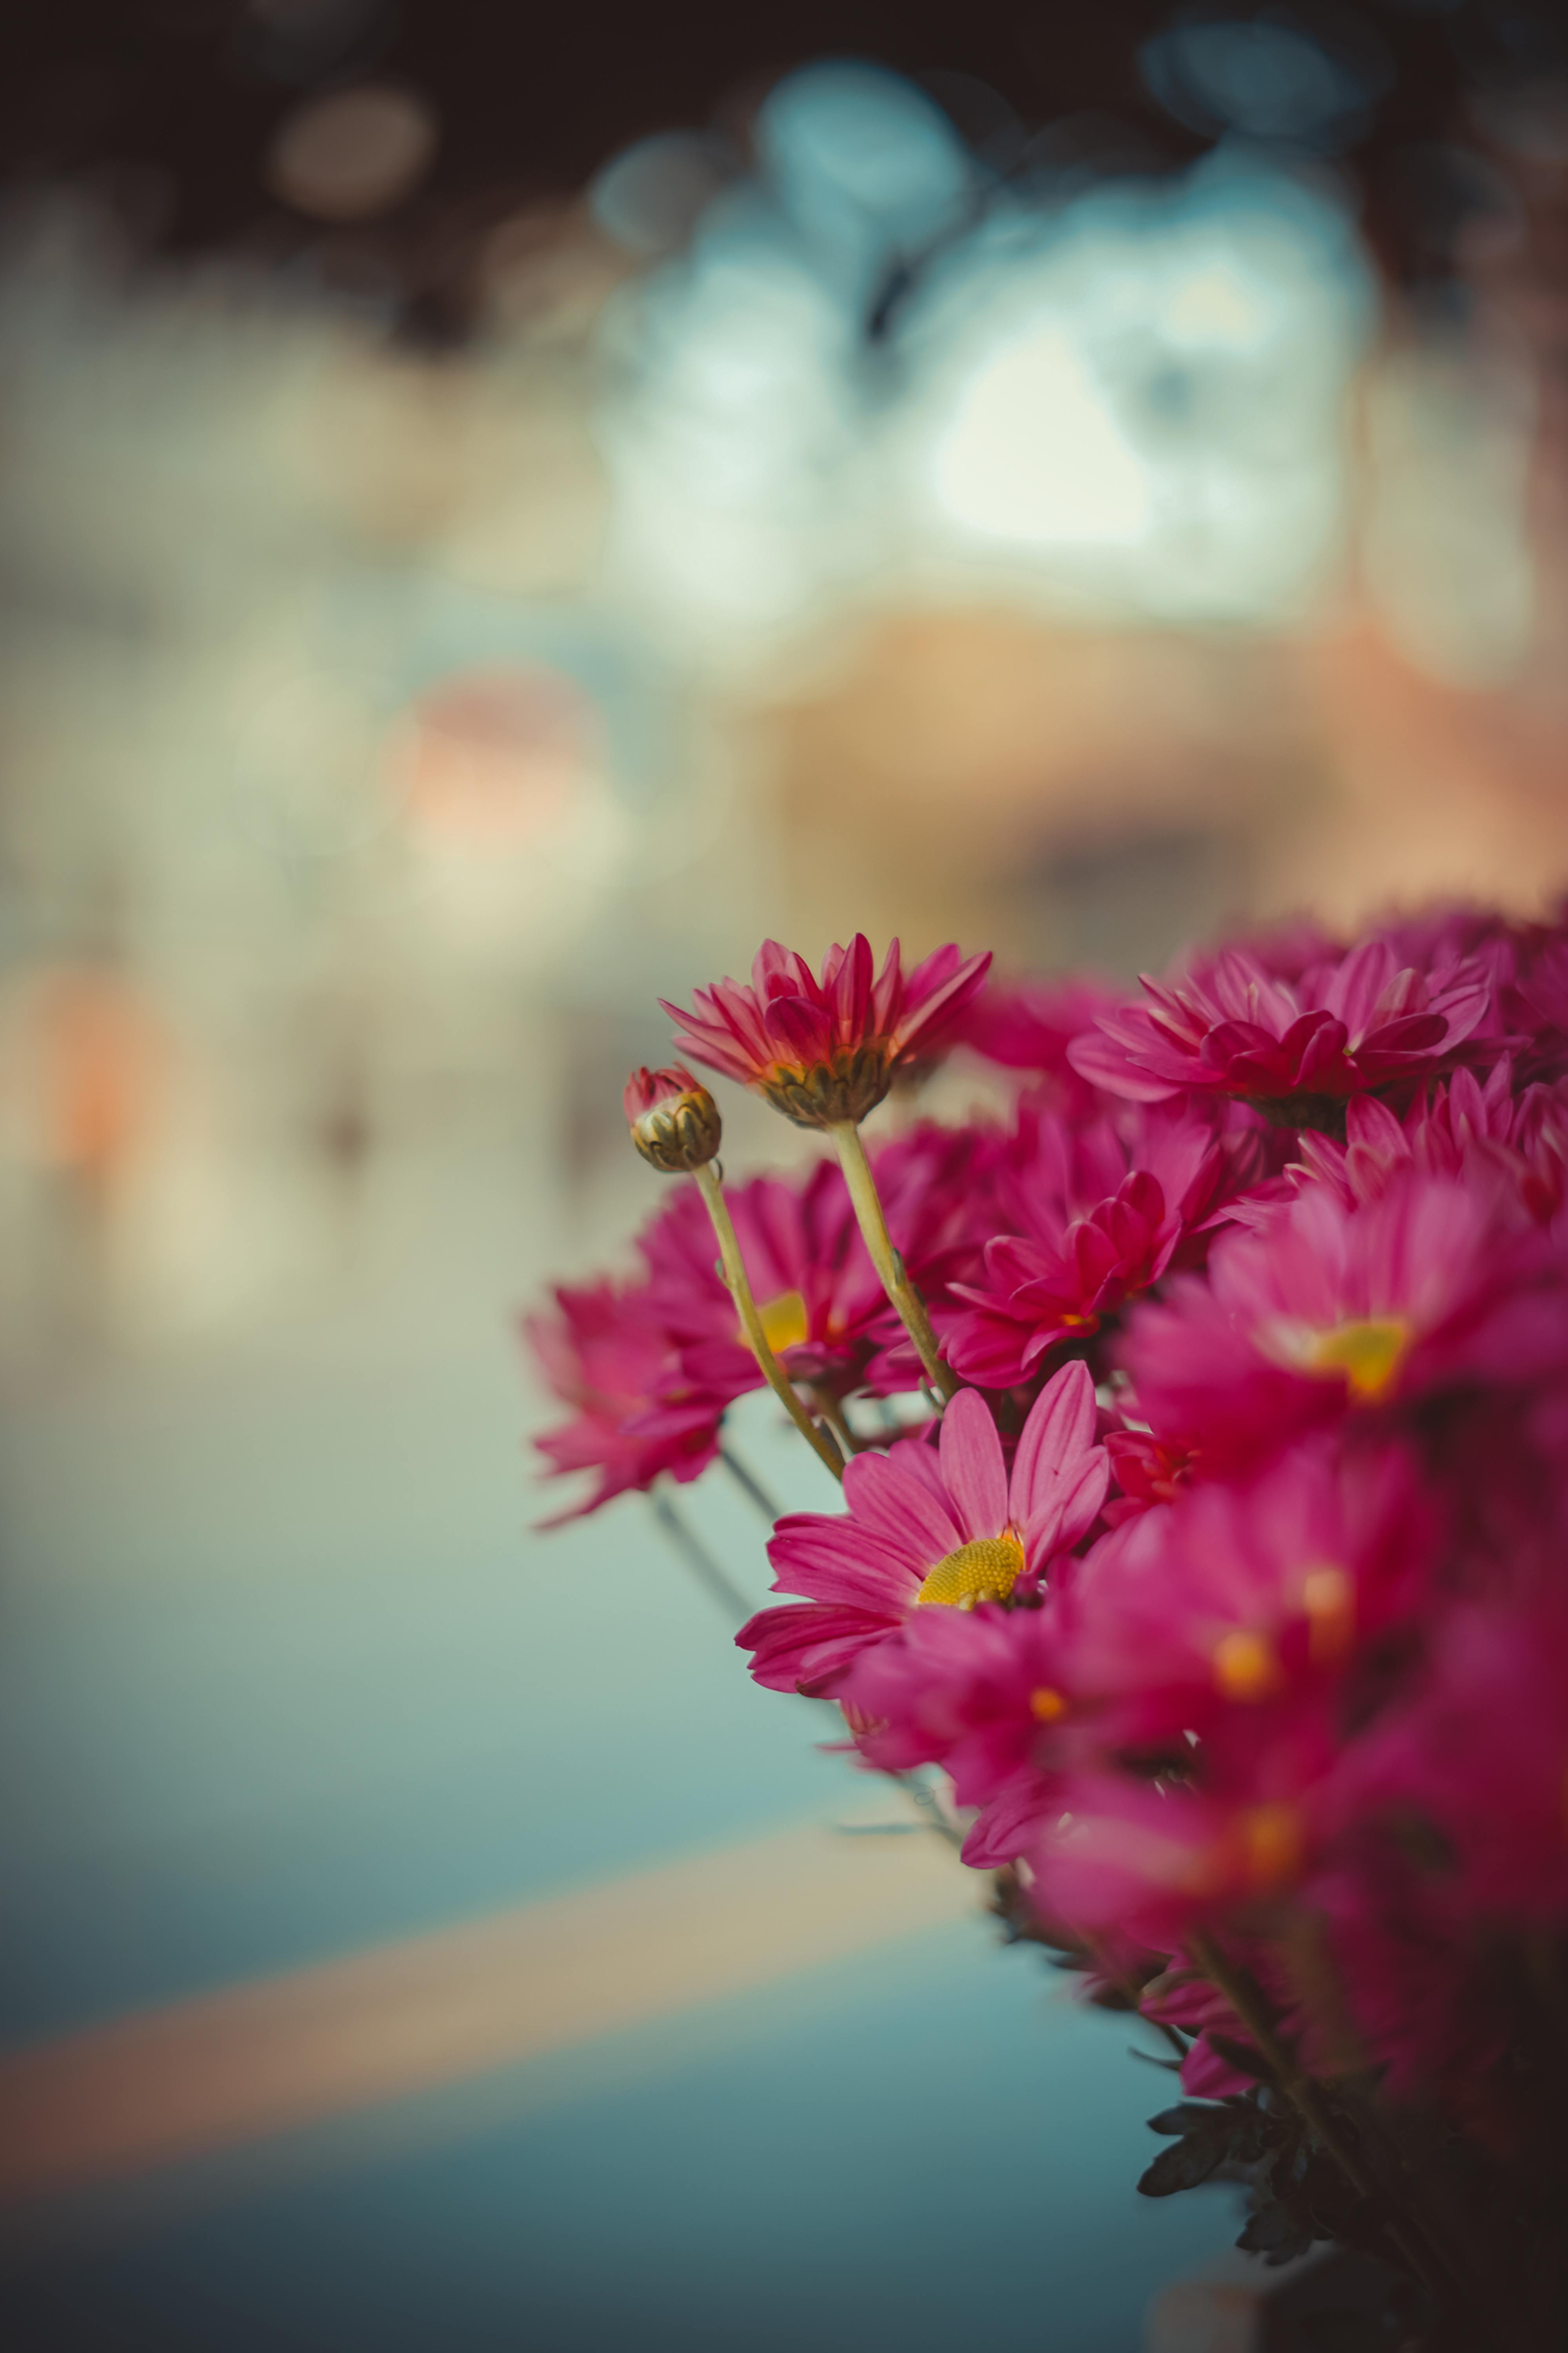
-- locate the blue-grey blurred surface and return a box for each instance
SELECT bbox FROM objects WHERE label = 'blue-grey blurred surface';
[0,1240,1233,2349]
[2,1928,1234,2352]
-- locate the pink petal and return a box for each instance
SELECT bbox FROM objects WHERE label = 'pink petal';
[1034,1449,1112,1556]
[870,936,904,1033]
[830,933,874,1044]
[1009,1360,1097,1521]
[764,995,835,1067]
[894,947,993,1054]
[842,1446,962,1560]
[1066,1026,1183,1102]
[938,1387,1009,1540]
[1322,937,1394,1036]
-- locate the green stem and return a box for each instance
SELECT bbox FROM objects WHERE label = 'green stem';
[891,1769,966,1850]
[720,1445,783,1524]
[829,1122,958,1400]
[813,1386,865,1459]
[647,1487,756,1626]
[1190,1931,1470,2324]
[693,1163,845,1482]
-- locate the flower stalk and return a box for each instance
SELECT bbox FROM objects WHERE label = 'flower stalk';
[692,1162,845,1480]
[648,1486,756,1625]
[829,1120,958,1400]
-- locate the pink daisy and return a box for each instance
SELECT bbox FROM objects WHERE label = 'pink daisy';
[836,1599,1084,1867]
[738,1367,1109,1695]
[1065,1437,1430,1753]
[1122,1169,1567,1466]
[942,1098,1261,1386]
[633,1140,971,1410]
[1068,937,1491,1121]
[524,1278,721,1523]
[662,935,991,1127]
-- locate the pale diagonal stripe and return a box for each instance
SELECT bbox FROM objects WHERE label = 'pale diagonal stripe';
[0,1818,976,2200]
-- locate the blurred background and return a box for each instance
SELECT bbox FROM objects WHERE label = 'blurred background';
[2,2,1568,2345]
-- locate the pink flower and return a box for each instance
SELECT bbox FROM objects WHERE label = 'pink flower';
[1123,1171,1567,1466]
[738,1367,1108,1695]
[1309,1861,1508,2108]
[1101,1427,1194,1524]
[942,1098,1261,1386]
[524,1278,721,1522]
[1515,932,1568,1078]
[836,1600,1083,1867]
[1068,938,1491,1117]
[633,1149,952,1407]
[662,936,991,1127]
[1066,1439,1429,1753]
[1329,1600,1568,1929]
[1141,1948,1310,2099]
[1025,1750,1324,1948]
[1255,1064,1568,1237]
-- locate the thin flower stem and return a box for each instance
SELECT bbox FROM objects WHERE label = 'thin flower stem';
[693,1162,845,1481]
[648,1487,756,1625]
[829,1121,958,1401]
[891,1769,967,1850]
[719,1445,783,1524]
[813,1386,865,1458]
[1189,1931,1470,2324]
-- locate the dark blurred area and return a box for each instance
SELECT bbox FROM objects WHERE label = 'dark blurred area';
[3,4,1568,2349]
[5,0,1566,333]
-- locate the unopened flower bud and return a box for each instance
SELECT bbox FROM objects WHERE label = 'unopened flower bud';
[624,1064,723,1173]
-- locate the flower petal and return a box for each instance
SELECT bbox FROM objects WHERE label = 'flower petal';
[938,1387,1009,1539]
[842,1444,962,1560]
[1009,1360,1097,1522]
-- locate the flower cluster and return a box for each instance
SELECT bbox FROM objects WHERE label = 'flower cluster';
[530,912,1568,2314]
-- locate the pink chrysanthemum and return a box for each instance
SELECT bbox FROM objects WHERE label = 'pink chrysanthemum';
[1025,1722,1333,1948]
[662,935,991,1127]
[836,1600,1083,1867]
[1066,1438,1429,1753]
[633,1140,970,1410]
[1123,1169,1567,1466]
[1264,1064,1568,1237]
[942,1098,1261,1386]
[1101,1427,1194,1524]
[738,1367,1108,1695]
[524,1278,721,1523]
[1328,1599,1568,1930]
[1068,937,1491,1121]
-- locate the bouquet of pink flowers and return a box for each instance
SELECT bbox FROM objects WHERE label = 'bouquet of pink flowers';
[529,916,1568,2348]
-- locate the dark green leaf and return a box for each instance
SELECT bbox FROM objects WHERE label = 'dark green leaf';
[1237,2200,1316,2264]
[1148,2103,1224,2137]
[1138,2134,1228,2196]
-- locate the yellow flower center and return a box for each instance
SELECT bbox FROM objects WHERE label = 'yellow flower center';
[1240,1802,1303,1890]
[1030,1685,1068,1723]
[751,1289,810,1355]
[915,1531,1026,1611]
[1212,1627,1283,1703]
[1299,1316,1411,1402]
[1301,1563,1355,1665]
